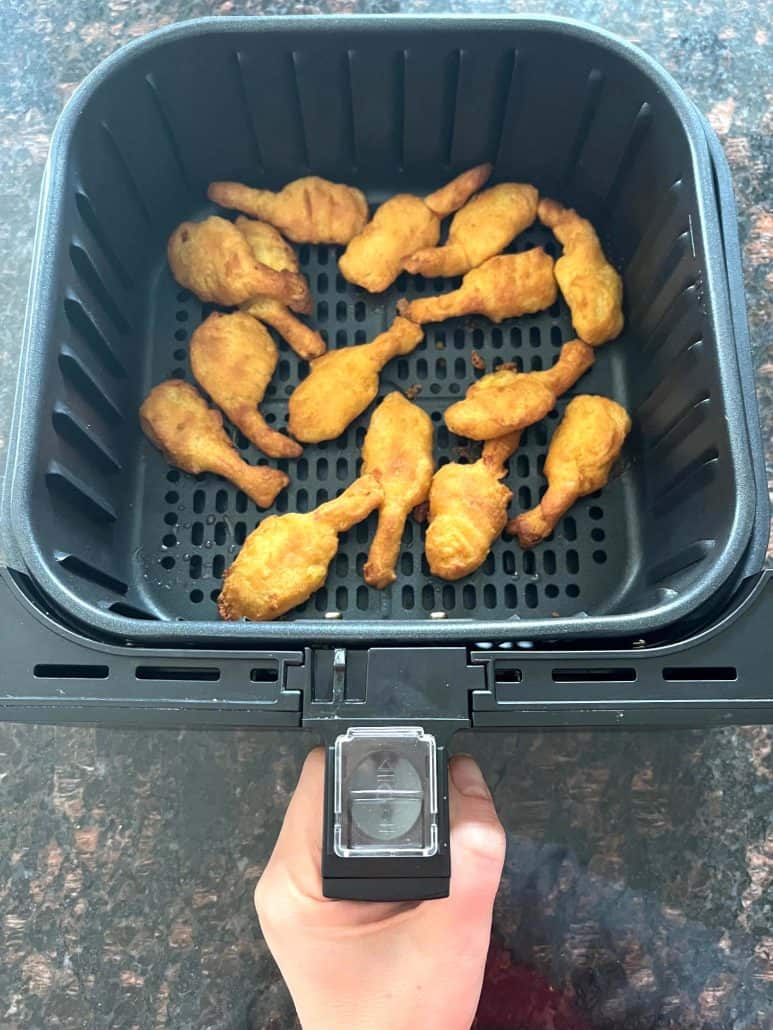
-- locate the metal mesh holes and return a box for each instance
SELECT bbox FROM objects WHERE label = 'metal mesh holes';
[139,224,631,622]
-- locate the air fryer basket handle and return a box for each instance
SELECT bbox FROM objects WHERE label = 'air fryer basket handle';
[301,648,476,899]
[321,730,452,901]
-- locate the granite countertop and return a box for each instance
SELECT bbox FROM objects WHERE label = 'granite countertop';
[0,2,771,1028]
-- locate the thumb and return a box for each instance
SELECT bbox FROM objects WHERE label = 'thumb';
[424,753,504,1015]
[447,754,506,908]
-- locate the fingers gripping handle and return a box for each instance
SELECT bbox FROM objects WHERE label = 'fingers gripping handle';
[307,648,478,899]
[322,727,451,901]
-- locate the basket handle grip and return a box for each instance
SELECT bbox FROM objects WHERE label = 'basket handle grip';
[321,727,451,901]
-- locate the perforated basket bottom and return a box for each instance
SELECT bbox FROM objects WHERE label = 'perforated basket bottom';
[135,223,636,623]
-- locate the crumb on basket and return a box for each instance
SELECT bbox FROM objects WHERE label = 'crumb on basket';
[452,442,479,463]
[405,384,422,400]
[471,349,485,370]
[412,500,429,524]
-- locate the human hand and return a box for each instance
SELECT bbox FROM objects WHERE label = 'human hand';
[255,748,506,1030]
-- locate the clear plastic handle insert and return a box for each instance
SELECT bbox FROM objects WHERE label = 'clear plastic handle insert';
[333,727,438,859]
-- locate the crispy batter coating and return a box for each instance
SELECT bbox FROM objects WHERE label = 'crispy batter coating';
[339,163,492,292]
[444,340,595,440]
[288,317,424,443]
[425,432,521,581]
[218,475,383,621]
[423,163,494,218]
[360,392,434,588]
[235,215,297,272]
[538,198,624,345]
[207,177,368,245]
[139,379,288,508]
[339,195,439,293]
[243,296,325,361]
[190,312,301,460]
[236,216,326,360]
[508,395,631,547]
[404,183,539,277]
[167,216,311,311]
[397,248,557,325]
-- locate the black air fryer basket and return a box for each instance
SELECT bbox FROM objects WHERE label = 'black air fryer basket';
[1,16,770,899]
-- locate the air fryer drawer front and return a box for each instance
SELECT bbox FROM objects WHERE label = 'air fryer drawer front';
[2,567,772,730]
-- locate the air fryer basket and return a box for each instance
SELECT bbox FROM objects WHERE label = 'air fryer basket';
[2,15,766,647]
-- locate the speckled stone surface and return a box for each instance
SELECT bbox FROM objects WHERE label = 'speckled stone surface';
[0,2,771,1028]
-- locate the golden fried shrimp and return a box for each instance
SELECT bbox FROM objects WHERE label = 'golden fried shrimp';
[235,216,325,360]
[139,380,288,508]
[167,216,311,311]
[423,163,494,218]
[235,215,297,272]
[444,340,595,440]
[288,317,424,443]
[360,392,434,588]
[508,395,631,547]
[218,475,384,621]
[425,432,521,581]
[538,198,623,345]
[242,296,325,361]
[190,312,301,460]
[208,177,368,245]
[397,248,556,325]
[404,183,539,277]
[338,163,492,292]
[339,194,439,293]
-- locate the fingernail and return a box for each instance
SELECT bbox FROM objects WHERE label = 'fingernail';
[450,754,491,799]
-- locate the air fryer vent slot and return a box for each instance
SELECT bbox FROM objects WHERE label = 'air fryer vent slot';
[251,665,279,682]
[552,668,637,683]
[495,667,522,684]
[34,664,109,679]
[662,666,737,682]
[135,666,220,681]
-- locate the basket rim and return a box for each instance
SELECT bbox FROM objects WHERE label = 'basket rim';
[3,14,759,646]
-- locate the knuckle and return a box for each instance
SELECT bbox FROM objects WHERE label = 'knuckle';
[254,868,286,930]
[254,865,309,938]
[479,818,507,861]
[456,806,507,865]
[253,870,271,920]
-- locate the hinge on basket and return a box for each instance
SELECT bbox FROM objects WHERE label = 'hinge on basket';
[268,654,307,711]
[469,654,524,712]
[332,648,347,702]
[302,647,481,729]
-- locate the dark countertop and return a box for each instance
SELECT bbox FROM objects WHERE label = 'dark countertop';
[0,3,771,1028]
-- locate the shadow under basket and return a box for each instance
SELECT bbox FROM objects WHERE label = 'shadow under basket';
[3,15,767,647]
